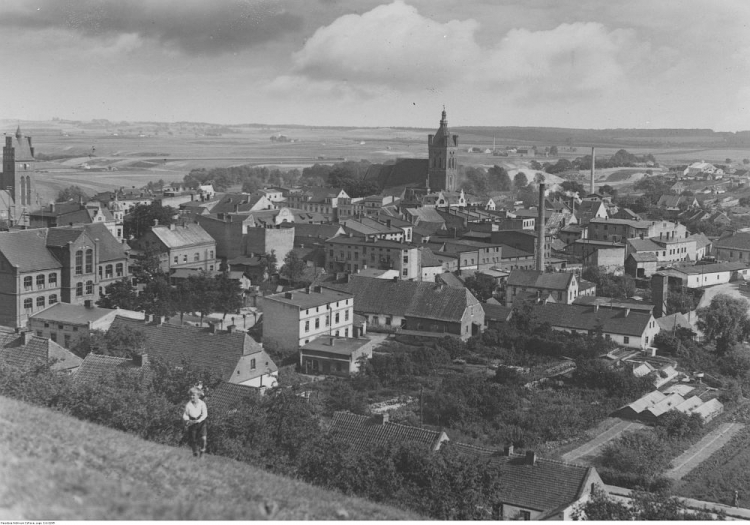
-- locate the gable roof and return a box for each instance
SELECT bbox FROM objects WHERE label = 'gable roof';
[627,238,663,253]
[75,353,147,385]
[77,223,128,261]
[150,223,214,249]
[327,276,480,323]
[0,327,82,372]
[108,316,273,383]
[0,229,62,272]
[529,303,652,336]
[714,232,750,251]
[328,411,446,455]
[209,381,258,411]
[506,270,573,291]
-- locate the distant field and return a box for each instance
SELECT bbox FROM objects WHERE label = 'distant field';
[3,119,748,202]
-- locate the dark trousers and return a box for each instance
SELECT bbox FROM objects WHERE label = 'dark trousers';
[187,418,207,454]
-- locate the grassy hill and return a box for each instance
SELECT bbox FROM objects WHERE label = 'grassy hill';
[0,395,420,520]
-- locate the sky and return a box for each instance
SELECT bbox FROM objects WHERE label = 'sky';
[2,0,749,131]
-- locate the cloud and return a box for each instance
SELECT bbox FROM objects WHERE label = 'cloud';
[288,1,647,104]
[0,0,303,55]
[291,0,480,88]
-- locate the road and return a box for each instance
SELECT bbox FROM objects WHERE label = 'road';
[561,419,645,464]
[666,422,744,480]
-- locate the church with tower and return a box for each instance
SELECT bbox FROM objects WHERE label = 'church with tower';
[1,126,37,227]
[427,108,459,193]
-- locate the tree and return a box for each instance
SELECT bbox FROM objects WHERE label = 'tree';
[487,165,511,191]
[549,145,558,156]
[281,251,306,286]
[97,279,139,310]
[123,203,177,239]
[696,294,750,355]
[56,185,89,203]
[463,274,496,302]
[574,487,719,520]
[513,171,529,190]
[258,250,278,279]
[138,274,176,318]
[560,180,585,196]
[213,273,243,319]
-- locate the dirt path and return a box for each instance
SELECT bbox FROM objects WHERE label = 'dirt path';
[666,422,744,480]
[561,419,645,464]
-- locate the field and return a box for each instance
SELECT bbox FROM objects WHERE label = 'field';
[0,395,419,520]
[3,118,750,204]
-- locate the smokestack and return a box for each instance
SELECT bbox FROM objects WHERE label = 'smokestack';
[536,183,545,271]
[590,147,596,194]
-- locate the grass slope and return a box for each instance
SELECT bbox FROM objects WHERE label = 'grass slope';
[0,396,420,521]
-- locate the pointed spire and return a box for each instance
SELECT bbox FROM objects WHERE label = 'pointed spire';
[440,106,447,127]
[15,124,22,140]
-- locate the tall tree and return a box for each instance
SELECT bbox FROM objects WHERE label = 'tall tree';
[513,171,529,190]
[123,203,177,239]
[214,273,243,319]
[696,294,750,355]
[97,279,139,310]
[281,251,307,286]
[56,185,89,203]
[139,275,176,318]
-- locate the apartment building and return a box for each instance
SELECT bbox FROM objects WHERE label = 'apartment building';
[325,236,421,280]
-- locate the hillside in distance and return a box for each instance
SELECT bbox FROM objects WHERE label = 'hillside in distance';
[0,395,420,521]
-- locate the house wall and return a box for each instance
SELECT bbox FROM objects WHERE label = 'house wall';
[684,269,747,288]
[29,310,118,348]
[238,371,278,389]
[195,215,244,260]
[299,340,374,375]
[714,246,750,263]
[420,266,444,282]
[363,313,406,330]
[244,226,295,263]
[326,241,420,280]
[499,504,542,521]
[551,315,659,349]
[592,248,625,272]
[261,294,354,350]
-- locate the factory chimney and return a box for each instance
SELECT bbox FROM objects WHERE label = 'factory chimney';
[536,183,546,271]
[590,147,596,195]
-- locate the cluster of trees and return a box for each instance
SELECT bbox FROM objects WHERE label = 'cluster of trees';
[541,149,656,175]
[123,202,177,239]
[183,165,301,192]
[461,165,512,194]
[56,185,90,203]
[581,266,636,298]
[575,487,720,520]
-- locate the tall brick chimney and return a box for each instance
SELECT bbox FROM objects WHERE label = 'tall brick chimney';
[590,147,596,195]
[536,183,546,271]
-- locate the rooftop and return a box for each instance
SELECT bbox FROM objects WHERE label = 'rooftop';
[264,286,353,309]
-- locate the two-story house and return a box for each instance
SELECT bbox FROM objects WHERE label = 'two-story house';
[130,222,217,273]
[505,270,578,307]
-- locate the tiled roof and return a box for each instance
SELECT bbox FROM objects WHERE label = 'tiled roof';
[150,223,214,249]
[0,229,62,272]
[80,223,128,261]
[419,247,443,267]
[328,411,446,455]
[404,207,445,224]
[529,303,651,337]
[326,276,480,323]
[675,261,748,275]
[435,272,464,288]
[109,317,272,383]
[714,232,750,250]
[0,327,82,372]
[10,130,35,161]
[486,454,593,513]
[209,194,270,214]
[629,252,658,262]
[483,303,511,322]
[294,223,344,240]
[209,381,258,411]
[75,353,146,385]
[506,270,573,291]
[627,238,663,252]
[45,228,85,247]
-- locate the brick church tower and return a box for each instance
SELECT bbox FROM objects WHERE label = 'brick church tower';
[1,126,36,226]
[427,108,459,192]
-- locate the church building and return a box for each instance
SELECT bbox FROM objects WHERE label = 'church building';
[427,108,459,192]
[1,126,38,227]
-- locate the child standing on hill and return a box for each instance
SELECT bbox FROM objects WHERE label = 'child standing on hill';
[183,386,208,458]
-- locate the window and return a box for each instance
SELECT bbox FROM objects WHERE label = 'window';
[64,334,71,347]
[519,510,531,521]
[49,294,57,305]
[76,282,83,297]
[98,266,103,278]
[23,298,32,310]
[23,276,32,290]
[86,281,94,295]
[402,268,408,276]
[48,273,57,286]
[183,255,188,263]
[304,320,309,332]
[345,310,349,321]
[75,250,83,275]
[250,358,256,370]
[403,255,408,263]
[623,336,630,344]
[36,296,45,308]
[36,331,42,337]
[335,312,340,324]
[315,317,320,329]
[105,264,113,278]
[36,274,45,289]
[116,263,124,277]
[194,253,200,262]
[385,316,392,326]
[85,249,93,273]
[209,250,214,259]
[174,256,179,264]
[50,332,57,342]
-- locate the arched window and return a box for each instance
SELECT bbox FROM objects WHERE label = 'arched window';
[76,282,83,296]
[23,276,32,290]
[85,280,94,295]
[36,274,45,289]
[23,298,32,310]
[85,249,93,273]
[116,263,124,277]
[36,296,45,308]
[75,250,83,275]
[49,294,58,305]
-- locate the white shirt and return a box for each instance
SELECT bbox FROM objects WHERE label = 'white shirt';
[183,399,207,423]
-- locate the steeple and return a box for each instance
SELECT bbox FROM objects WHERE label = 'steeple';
[15,125,22,141]
[427,107,459,192]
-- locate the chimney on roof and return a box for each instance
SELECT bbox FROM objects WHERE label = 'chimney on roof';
[625,308,630,317]
[169,223,176,231]
[392,276,398,282]
[132,353,148,367]
[526,450,537,466]
[285,291,294,300]
[329,337,335,346]
[504,444,514,456]
[84,299,93,309]
[209,323,218,334]
[21,330,33,346]
[227,324,235,333]
[153,219,159,227]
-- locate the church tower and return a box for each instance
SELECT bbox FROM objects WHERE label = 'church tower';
[427,108,459,192]
[1,126,36,226]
